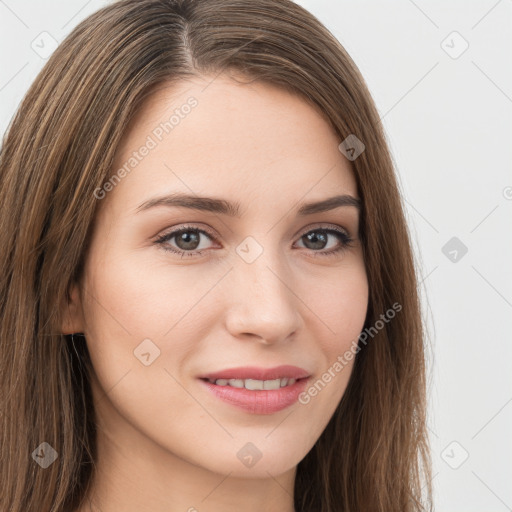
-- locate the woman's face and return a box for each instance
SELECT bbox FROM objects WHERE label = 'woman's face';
[64,74,368,480]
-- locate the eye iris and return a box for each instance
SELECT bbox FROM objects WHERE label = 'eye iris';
[176,231,200,250]
[304,231,328,250]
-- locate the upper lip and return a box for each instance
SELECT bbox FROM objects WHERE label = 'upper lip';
[199,365,311,381]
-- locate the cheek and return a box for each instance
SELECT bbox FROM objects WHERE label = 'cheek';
[295,260,368,413]
[80,252,221,441]
[80,250,226,389]
[304,258,369,349]
[83,248,221,338]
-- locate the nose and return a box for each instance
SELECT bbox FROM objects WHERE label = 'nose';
[224,250,303,345]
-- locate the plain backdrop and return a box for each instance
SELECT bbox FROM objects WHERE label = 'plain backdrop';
[1,1,511,510]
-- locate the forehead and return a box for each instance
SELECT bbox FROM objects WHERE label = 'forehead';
[106,74,358,214]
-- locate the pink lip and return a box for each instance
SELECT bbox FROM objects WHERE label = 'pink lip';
[198,378,310,414]
[199,365,310,381]
[197,365,311,415]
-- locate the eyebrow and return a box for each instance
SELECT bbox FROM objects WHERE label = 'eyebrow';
[135,192,361,216]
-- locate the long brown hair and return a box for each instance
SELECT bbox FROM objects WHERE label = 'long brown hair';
[0,0,432,510]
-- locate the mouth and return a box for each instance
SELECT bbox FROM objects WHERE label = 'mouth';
[197,366,312,414]
[199,376,307,390]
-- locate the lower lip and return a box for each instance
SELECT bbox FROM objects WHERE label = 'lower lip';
[199,378,310,414]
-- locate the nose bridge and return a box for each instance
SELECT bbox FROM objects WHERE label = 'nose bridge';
[224,237,301,343]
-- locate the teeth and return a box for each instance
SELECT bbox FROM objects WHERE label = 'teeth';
[229,379,245,388]
[207,377,298,389]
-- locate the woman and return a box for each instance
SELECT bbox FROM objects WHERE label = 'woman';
[0,0,432,510]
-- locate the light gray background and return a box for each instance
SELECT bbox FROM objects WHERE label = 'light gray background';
[1,1,511,510]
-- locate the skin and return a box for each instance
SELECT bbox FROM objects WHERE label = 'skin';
[62,73,369,512]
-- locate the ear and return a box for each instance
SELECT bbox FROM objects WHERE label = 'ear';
[60,282,85,334]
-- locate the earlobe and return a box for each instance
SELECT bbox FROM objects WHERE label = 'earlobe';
[60,283,85,335]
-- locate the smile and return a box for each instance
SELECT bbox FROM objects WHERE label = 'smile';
[205,377,297,390]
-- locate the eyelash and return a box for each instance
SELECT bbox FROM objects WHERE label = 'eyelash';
[154,223,355,259]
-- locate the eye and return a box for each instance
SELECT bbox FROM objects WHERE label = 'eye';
[154,225,216,257]
[294,226,354,258]
[154,223,355,258]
